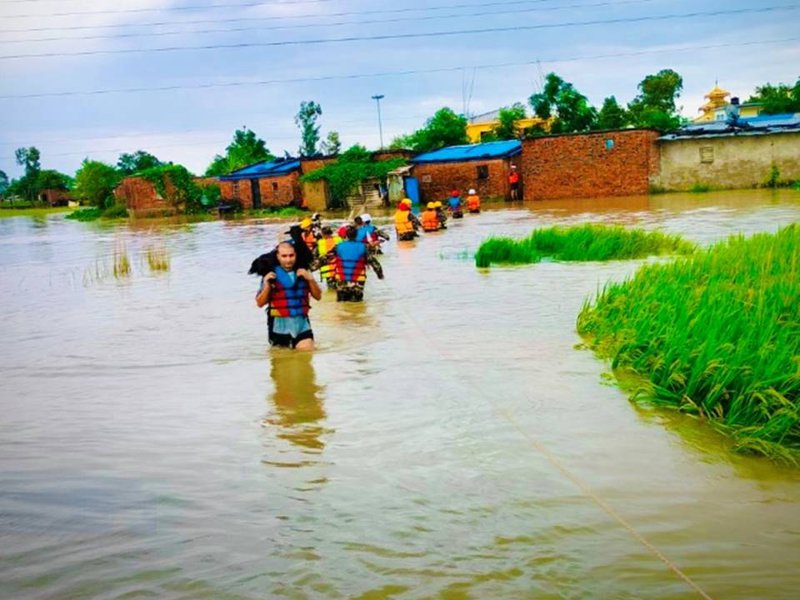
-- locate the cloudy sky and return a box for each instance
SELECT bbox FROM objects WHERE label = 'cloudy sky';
[0,0,797,178]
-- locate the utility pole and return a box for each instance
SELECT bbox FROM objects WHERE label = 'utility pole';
[371,94,385,150]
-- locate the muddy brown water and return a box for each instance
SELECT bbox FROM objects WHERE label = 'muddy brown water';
[1,189,800,599]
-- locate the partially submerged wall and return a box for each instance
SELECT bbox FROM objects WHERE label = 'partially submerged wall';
[521,129,660,200]
[653,132,800,191]
[115,177,175,216]
[413,157,513,203]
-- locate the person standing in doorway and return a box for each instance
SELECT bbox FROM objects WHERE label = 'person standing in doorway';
[508,164,521,201]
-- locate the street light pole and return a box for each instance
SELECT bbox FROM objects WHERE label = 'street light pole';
[371,94,385,150]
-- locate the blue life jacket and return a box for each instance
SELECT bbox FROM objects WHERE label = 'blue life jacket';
[269,267,310,317]
[356,224,376,243]
[335,241,367,282]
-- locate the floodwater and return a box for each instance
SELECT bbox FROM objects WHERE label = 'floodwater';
[1,189,800,599]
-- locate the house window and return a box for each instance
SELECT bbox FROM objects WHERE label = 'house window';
[421,174,432,183]
[605,139,615,150]
[232,181,240,196]
[272,182,279,191]
[700,146,714,164]
[477,165,489,179]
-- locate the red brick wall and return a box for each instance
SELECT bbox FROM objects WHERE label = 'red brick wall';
[219,173,301,209]
[521,129,660,200]
[413,158,512,203]
[115,177,175,215]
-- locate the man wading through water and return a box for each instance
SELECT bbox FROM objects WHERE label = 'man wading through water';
[256,242,322,350]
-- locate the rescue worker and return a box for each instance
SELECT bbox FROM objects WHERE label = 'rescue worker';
[334,226,368,302]
[466,188,481,213]
[299,217,317,252]
[434,201,447,229]
[355,213,386,279]
[421,202,440,232]
[255,241,322,350]
[316,226,341,289]
[394,199,419,241]
[508,165,521,201]
[447,190,463,219]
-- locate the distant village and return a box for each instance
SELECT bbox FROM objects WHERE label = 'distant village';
[3,77,799,218]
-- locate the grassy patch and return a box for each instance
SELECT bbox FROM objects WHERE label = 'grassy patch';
[577,225,800,464]
[0,206,72,218]
[113,244,131,278]
[689,183,712,193]
[248,206,307,218]
[475,224,695,268]
[145,245,170,272]
[66,205,130,221]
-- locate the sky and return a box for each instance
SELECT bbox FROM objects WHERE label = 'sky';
[0,0,798,178]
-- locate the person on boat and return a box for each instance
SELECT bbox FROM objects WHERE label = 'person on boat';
[447,190,463,219]
[316,226,341,289]
[394,199,419,241]
[334,226,369,302]
[421,202,441,232]
[255,242,322,350]
[466,189,481,213]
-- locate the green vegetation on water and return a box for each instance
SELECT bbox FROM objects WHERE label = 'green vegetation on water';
[248,206,307,218]
[475,224,695,268]
[66,206,128,221]
[577,225,800,464]
[0,206,72,218]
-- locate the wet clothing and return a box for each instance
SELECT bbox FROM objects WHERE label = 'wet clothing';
[259,268,314,347]
[435,208,448,229]
[356,224,376,244]
[317,236,340,285]
[421,209,440,232]
[334,240,368,302]
[467,194,481,213]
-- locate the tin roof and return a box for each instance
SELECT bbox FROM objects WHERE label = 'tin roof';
[410,140,521,163]
[219,158,301,180]
[660,113,800,141]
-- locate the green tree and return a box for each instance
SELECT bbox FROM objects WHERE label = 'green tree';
[295,101,323,156]
[388,132,418,150]
[529,73,597,134]
[205,127,274,176]
[491,103,528,140]
[627,69,684,131]
[747,79,800,115]
[117,150,162,175]
[37,169,72,191]
[399,107,468,153]
[11,146,42,201]
[596,96,629,130]
[320,130,342,156]
[74,159,122,207]
[0,170,9,196]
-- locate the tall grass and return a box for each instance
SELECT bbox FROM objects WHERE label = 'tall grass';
[145,245,170,272]
[577,225,800,464]
[475,224,695,268]
[113,244,131,278]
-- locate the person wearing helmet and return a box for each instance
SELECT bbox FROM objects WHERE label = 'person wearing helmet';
[334,225,369,302]
[395,199,419,241]
[421,202,440,232]
[466,188,481,213]
[299,217,316,251]
[433,201,448,230]
[447,189,463,219]
[508,164,521,201]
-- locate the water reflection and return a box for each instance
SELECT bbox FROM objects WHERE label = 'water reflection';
[264,351,328,453]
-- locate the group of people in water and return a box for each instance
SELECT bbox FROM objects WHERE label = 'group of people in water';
[251,188,482,350]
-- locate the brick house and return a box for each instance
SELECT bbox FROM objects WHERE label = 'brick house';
[115,177,176,216]
[520,129,661,200]
[218,158,302,209]
[410,140,522,203]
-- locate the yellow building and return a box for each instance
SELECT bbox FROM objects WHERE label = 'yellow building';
[466,109,548,142]
[694,84,763,123]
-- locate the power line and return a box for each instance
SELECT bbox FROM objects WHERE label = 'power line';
[0,0,659,45]
[1,6,795,61]
[0,0,643,34]
[2,0,337,20]
[1,36,795,100]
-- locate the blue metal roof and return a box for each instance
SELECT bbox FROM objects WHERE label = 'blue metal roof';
[411,140,521,164]
[660,113,800,141]
[219,158,301,180]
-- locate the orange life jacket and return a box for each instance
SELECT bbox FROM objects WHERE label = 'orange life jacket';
[421,209,439,232]
[317,236,340,279]
[394,210,415,235]
[467,194,480,211]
